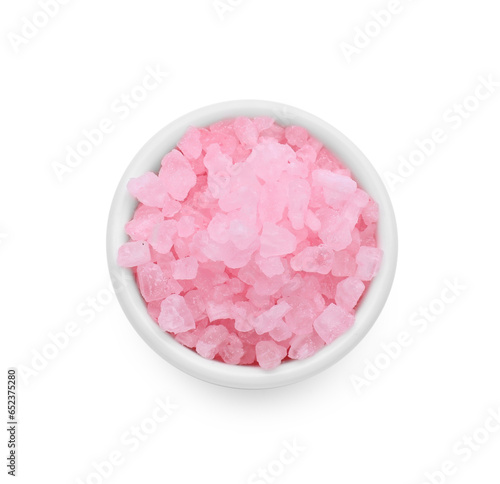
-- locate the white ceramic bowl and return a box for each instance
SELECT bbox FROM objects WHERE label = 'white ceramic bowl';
[107,100,398,389]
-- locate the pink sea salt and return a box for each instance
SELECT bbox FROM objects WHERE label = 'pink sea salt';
[255,341,288,369]
[118,117,383,369]
[313,303,355,344]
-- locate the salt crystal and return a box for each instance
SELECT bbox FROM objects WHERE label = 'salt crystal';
[288,179,311,230]
[247,139,294,183]
[331,251,357,277]
[147,220,177,254]
[260,223,297,258]
[362,198,379,225]
[255,254,285,278]
[178,127,202,160]
[127,172,166,208]
[117,240,151,267]
[356,246,383,281]
[196,325,229,359]
[285,125,309,148]
[158,294,195,334]
[159,149,196,201]
[255,341,288,369]
[177,216,196,238]
[288,333,325,360]
[234,117,259,148]
[219,334,245,364]
[125,205,164,241]
[335,277,365,311]
[171,256,198,280]
[290,245,334,275]
[137,262,168,302]
[313,303,355,344]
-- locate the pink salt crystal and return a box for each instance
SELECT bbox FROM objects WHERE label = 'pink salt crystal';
[233,117,259,148]
[258,181,288,224]
[284,299,316,335]
[362,199,379,225]
[222,240,258,269]
[200,129,238,156]
[269,319,293,342]
[205,299,233,322]
[158,294,196,334]
[285,125,309,148]
[165,278,183,296]
[147,220,177,254]
[125,205,164,241]
[296,144,317,166]
[246,288,271,308]
[207,212,231,244]
[159,149,196,201]
[313,303,355,344]
[127,172,166,208]
[260,223,297,258]
[247,139,295,183]
[335,277,365,311]
[346,227,361,256]
[184,289,206,321]
[305,210,321,232]
[227,277,245,294]
[117,241,151,267]
[232,144,252,164]
[196,325,229,359]
[233,301,255,332]
[259,123,286,143]
[173,237,190,259]
[162,195,182,218]
[147,300,162,322]
[307,137,323,154]
[171,256,198,280]
[203,143,232,175]
[255,254,285,278]
[253,116,275,132]
[137,262,168,302]
[288,179,311,230]
[218,334,245,364]
[288,332,325,360]
[318,209,352,251]
[360,223,377,247]
[340,189,370,231]
[255,341,288,369]
[290,245,334,275]
[174,330,199,349]
[331,250,357,277]
[228,218,259,251]
[312,170,357,202]
[209,119,235,135]
[356,246,383,281]
[240,344,256,365]
[177,127,202,160]
[253,301,291,335]
[177,216,195,238]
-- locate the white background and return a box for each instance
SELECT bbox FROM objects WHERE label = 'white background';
[1,1,499,483]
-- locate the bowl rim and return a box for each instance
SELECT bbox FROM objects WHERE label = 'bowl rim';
[106,99,398,389]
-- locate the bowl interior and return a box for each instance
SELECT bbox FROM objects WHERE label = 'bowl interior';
[107,100,398,389]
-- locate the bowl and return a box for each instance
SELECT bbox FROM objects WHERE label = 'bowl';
[106,100,398,389]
